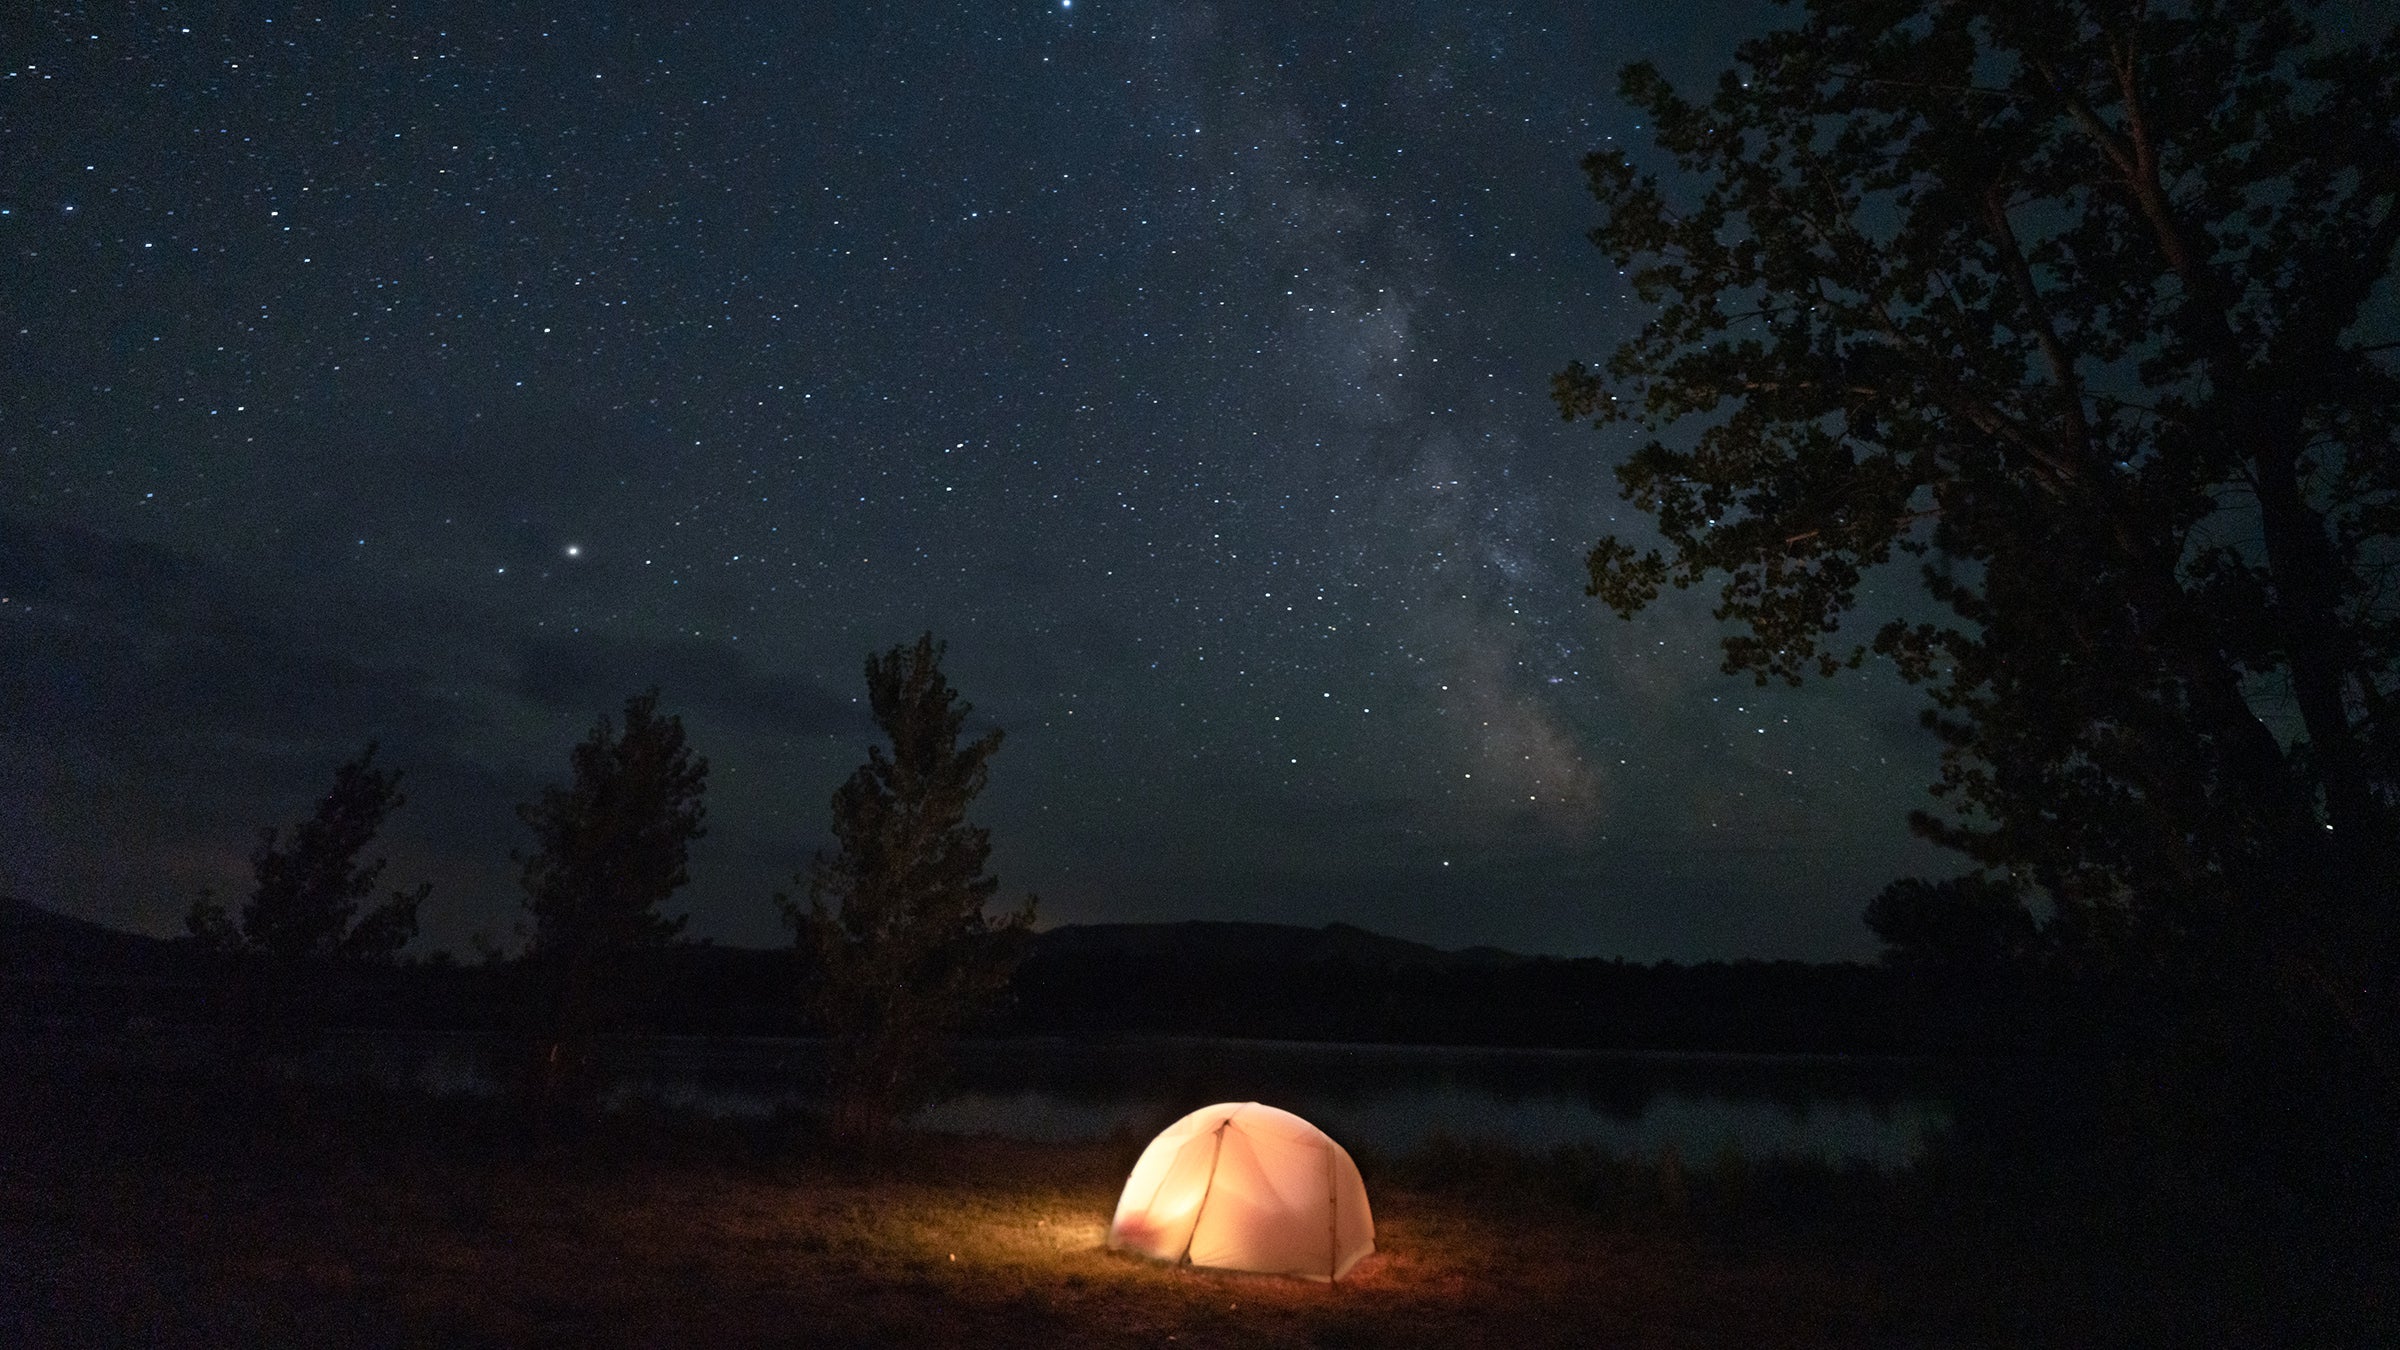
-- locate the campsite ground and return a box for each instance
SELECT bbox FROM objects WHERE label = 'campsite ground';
[0,1035,2288,1348]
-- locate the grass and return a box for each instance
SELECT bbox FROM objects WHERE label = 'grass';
[0,1032,2368,1348]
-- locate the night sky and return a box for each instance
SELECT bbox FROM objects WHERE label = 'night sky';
[4,2,1952,961]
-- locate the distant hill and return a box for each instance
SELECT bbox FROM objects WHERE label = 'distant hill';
[0,902,1925,1052]
[1027,920,1526,971]
[0,894,199,982]
[1004,920,1909,1052]
[620,921,1530,1039]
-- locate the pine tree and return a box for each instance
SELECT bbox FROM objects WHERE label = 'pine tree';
[181,742,427,1046]
[516,688,708,1103]
[182,742,428,964]
[785,633,1035,1138]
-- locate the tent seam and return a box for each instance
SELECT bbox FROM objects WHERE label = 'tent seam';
[1180,1116,1232,1266]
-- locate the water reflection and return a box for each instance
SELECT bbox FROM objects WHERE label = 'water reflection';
[370,1032,1945,1167]
[914,1039,1944,1167]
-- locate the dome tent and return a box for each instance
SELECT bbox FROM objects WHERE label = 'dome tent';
[1107,1102,1374,1281]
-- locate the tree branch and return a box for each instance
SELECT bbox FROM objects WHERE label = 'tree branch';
[1981,183,2095,463]
[2031,56,2137,179]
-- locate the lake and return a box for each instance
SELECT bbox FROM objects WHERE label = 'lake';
[374,1032,1946,1167]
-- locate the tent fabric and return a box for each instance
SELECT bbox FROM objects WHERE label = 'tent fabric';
[1106,1102,1374,1281]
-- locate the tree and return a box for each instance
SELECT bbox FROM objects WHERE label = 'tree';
[785,633,1035,1139]
[516,688,709,1103]
[1553,1,2397,1056]
[184,742,427,965]
[181,742,426,1048]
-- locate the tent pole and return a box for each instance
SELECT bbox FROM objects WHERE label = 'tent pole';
[1180,1116,1231,1266]
[1325,1137,1338,1280]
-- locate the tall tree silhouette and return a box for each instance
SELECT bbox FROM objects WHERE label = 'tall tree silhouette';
[786,633,1035,1138]
[1553,1,2396,1063]
[184,742,427,964]
[517,688,708,1104]
[183,743,427,1045]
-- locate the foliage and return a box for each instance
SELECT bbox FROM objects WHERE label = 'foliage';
[183,742,427,965]
[785,633,1035,1138]
[516,688,709,1103]
[1553,1,2398,1052]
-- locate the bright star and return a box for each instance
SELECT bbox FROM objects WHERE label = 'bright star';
[563,543,583,559]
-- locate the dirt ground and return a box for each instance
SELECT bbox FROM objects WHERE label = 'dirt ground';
[0,1040,2151,1348]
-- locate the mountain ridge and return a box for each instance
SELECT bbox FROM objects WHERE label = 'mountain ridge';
[0,895,1548,973]
[0,896,1916,1052]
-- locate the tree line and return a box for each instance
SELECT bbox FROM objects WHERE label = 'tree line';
[185,632,1033,1137]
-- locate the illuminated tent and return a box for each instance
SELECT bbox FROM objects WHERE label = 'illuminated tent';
[1106,1102,1374,1281]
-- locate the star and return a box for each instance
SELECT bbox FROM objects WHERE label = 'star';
[7,0,1943,963]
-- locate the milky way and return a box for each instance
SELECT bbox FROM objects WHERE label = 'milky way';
[3,2,1948,959]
